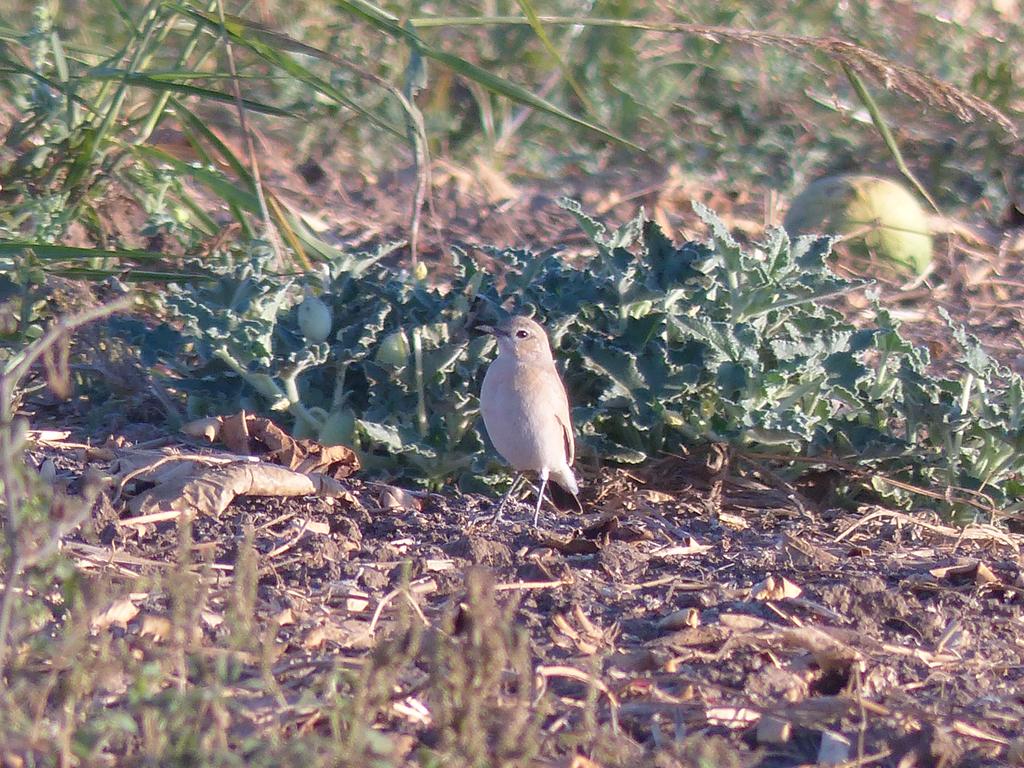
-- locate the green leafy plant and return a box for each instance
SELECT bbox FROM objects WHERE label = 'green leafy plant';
[117,202,1024,517]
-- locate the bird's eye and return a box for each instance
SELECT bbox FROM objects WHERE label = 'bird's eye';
[515,329,530,339]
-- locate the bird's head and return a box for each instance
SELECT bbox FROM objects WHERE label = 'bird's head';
[478,315,554,363]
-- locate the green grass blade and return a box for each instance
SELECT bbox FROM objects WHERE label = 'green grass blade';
[333,0,639,150]
[85,69,295,117]
[51,268,213,282]
[0,243,170,262]
[173,4,406,138]
[172,99,255,184]
[513,0,593,115]
[842,64,941,214]
[131,144,261,213]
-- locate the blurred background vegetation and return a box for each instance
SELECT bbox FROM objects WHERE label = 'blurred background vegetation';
[1,0,1020,268]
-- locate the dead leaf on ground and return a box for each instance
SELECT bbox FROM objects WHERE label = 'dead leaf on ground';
[651,536,711,557]
[929,560,1000,587]
[92,597,140,630]
[182,416,222,442]
[751,575,803,601]
[183,412,359,480]
[123,462,359,525]
[378,484,422,512]
[230,412,359,479]
[138,614,173,641]
[777,626,862,673]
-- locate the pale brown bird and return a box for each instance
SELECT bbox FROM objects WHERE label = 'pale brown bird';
[478,315,583,524]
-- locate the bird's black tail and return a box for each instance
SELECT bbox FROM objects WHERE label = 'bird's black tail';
[547,480,584,513]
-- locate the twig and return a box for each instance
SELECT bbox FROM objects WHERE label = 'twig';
[534,664,620,733]
[367,584,430,636]
[265,518,312,559]
[834,508,1017,548]
[736,449,1005,518]
[493,578,569,592]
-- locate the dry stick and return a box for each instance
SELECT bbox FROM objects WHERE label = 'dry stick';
[737,449,1004,518]
[534,664,620,733]
[367,585,429,637]
[215,0,285,267]
[834,508,1015,547]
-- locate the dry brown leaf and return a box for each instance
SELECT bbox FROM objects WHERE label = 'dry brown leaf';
[200,412,360,480]
[92,597,139,630]
[246,414,359,478]
[751,575,803,601]
[220,411,252,454]
[778,626,862,672]
[125,463,357,524]
[182,416,223,442]
[139,614,172,641]
[718,512,750,530]
[719,612,765,631]
[783,533,840,568]
[658,608,701,631]
[301,619,373,651]
[639,489,676,504]
[111,449,200,487]
[929,560,1002,587]
[378,484,422,512]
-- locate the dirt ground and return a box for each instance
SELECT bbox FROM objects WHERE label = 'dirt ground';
[23,424,1024,766]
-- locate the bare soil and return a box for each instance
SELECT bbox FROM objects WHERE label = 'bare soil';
[25,428,1024,766]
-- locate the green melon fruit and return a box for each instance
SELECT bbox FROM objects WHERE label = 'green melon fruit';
[297,295,333,342]
[374,330,411,367]
[784,175,933,275]
[318,408,355,446]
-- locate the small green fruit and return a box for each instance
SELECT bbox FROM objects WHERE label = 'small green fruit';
[375,330,411,367]
[318,408,355,446]
[784,175,933,275]
[298,295,332,342]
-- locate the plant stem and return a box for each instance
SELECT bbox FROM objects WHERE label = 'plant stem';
[842,64,940,214]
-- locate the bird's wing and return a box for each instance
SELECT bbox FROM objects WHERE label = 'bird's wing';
[553,387,575,466]
[556,412,574,466]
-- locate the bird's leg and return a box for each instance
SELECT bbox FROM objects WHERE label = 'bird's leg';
[489,473,525,523]
[533,468,549,527]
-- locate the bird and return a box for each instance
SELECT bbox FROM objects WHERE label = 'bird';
[478,315,583,525]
